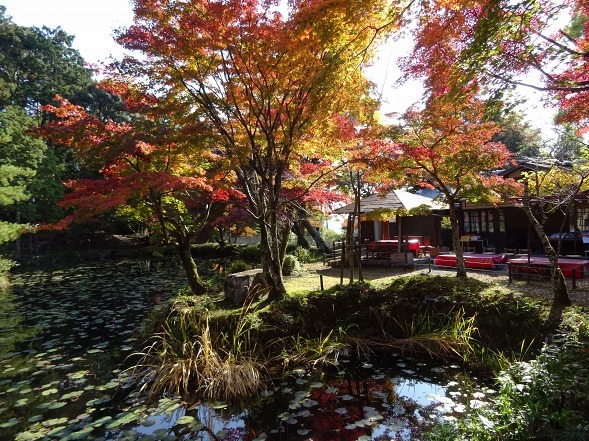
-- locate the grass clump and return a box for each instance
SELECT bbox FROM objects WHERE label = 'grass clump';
[130,291,267,404]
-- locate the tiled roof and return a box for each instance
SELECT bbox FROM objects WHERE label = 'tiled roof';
[334,189,446,215]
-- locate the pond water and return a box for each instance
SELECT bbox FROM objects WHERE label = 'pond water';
[0,259,493,440]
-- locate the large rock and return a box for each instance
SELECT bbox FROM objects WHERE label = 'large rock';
[224,269,269,306]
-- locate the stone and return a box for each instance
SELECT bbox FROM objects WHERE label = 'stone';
[224,269,269,306]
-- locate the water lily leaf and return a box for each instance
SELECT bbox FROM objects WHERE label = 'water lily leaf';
[48,402,67,410]
[325,388,339,394]
[61,391,83,400]
[344,423,356,430]
[86,396,111,407]
[0,418,19,428]
[260,390,273,397]
[106,412,141,428]
[41,388,58,395]
[392,404,406,414]
[335,408,347,414]
[357,436,371,441]
[62,426,94,440]
[67,371,86,381]
[210,402,227,410]
[46,426,67,437]
[90,416,113,427]
[27,415,43,423]
[155,398,181,414]
[309,382,323,388]
[14,398,29,407]
[42,417,68,427]
[141,419,157,427]
[297,429,310,435]
[278,412,291,421]
[176,415,195,424]
[14,429,45,441]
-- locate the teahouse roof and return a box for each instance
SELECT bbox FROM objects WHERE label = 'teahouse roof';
[333,189,446,215]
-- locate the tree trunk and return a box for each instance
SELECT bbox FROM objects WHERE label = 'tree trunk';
[292,221,311,248]
[259,220,287,301]
[348,213,355,284]
[301,218,332,253]
[448,201,467,277]
[521,202,571,305]
[176,237,207,296]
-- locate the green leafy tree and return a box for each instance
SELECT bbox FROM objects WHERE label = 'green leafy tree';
[0,6,93,114]
[550,124,586,162]
[490,110,543,158]
[0,163,33,261]
[0,7,94,230]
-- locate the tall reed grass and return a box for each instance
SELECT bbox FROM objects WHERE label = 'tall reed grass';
[129,290,267,403]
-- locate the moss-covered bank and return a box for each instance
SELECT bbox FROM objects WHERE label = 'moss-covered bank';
[133,274,588,404]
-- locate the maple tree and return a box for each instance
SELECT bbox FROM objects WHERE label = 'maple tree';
[114,0,397,299]
[520,155,589,305]
[401,0,589,298]
[393,95,518,278]
[39,84,239,296]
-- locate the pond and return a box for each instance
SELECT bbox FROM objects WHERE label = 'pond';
[0,259,493,440]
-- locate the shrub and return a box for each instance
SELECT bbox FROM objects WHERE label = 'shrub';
[239,244,261,262]
[282,254,300,276]
[191,242,220,256]
[228,259,250,274]
[294,246,312,263]
[425,336,589,441]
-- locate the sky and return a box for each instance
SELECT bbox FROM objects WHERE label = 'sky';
[1,0,556,138]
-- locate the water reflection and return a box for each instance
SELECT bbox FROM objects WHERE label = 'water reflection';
[0,260,490,440]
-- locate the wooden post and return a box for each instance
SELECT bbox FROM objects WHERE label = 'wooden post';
[320,274,324,291]
[572,268,577,289]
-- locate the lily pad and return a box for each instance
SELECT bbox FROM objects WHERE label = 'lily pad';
[48,401,67,410]
[41,388,58,396]
[62,426,94,440]
[0,418,19,428]
[176,415,195,425]
[106,412,141,429]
